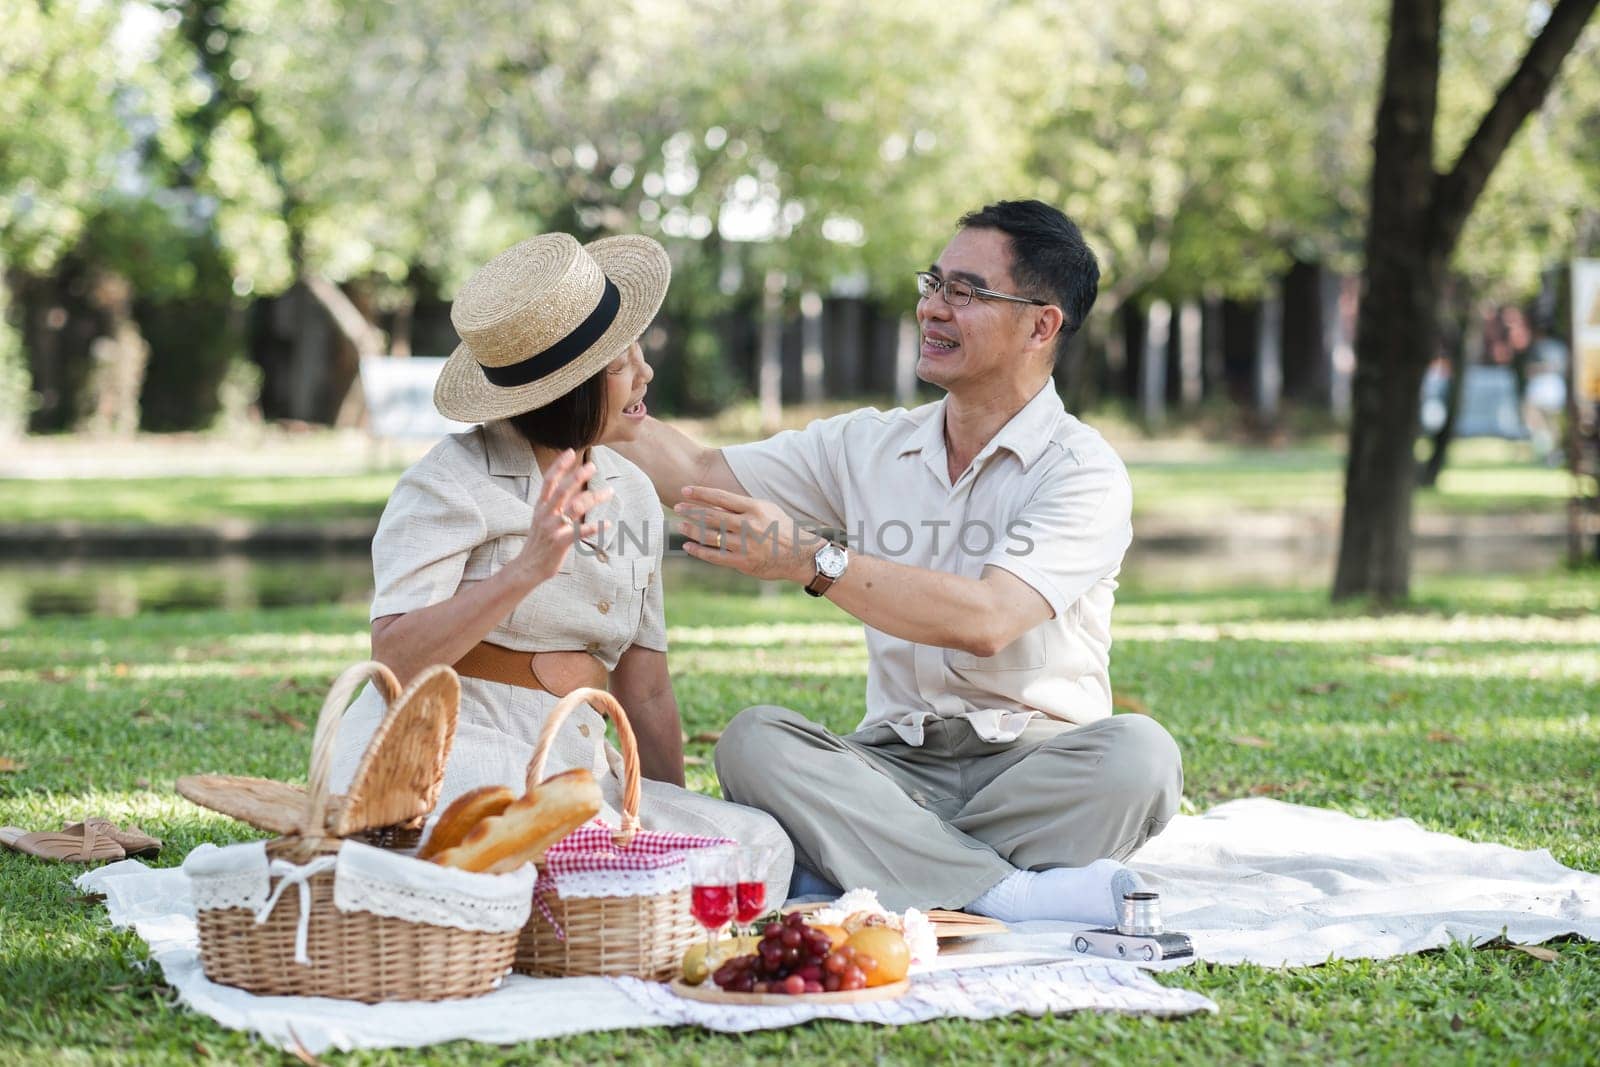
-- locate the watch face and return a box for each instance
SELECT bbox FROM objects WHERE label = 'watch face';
[816,543,848,578]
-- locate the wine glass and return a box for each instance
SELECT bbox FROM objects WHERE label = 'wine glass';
[735,845,776,933]
[686,845,738,964]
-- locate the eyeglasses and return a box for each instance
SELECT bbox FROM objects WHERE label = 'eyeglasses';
[915,271,1048,308]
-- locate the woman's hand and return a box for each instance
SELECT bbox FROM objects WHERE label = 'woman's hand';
[514,449,613,587]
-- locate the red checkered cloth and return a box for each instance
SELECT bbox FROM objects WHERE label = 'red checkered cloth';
[532,821,736,939]
[542,822,734,876]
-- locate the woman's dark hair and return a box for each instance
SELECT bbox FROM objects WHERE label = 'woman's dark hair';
[506,369,607,451]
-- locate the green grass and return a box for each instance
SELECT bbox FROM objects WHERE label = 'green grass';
[1,571,1597,1063]
[0,473,400,526]
[0,435,1583,528]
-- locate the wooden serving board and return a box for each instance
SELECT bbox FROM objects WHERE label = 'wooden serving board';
[784,903,1007,940]
[667,977,910,1006]
[926,909,1008,939]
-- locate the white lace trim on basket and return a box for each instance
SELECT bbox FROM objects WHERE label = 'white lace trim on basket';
[184,841,271,911]
[549,864,691,900]
[183,839,535,936]
[332,840,534,933]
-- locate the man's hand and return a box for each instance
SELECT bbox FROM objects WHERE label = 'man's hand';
[673,485,823,584]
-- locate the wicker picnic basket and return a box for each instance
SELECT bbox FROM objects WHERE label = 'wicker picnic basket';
[184,661,533,1002]
[514,687,716,981]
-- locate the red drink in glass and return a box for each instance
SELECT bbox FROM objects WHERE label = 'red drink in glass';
[735,881,766,923]
[690,884,736,928]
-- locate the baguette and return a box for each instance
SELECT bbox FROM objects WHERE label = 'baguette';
[417,784,516,861]
[430,768,602,873]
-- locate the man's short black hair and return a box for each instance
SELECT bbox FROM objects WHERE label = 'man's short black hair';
[958,199,1100,358]
[506,369,607,451]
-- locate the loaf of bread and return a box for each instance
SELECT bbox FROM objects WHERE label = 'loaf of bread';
[430,769,602,873]
[416,784,517,861]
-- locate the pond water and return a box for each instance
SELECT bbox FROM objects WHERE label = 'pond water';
[0,534,1567,626]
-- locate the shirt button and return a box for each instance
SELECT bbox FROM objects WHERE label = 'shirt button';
[596,550,609,563]
[578,723,591,737]
[597,600,611,615]
[586,642,600,653]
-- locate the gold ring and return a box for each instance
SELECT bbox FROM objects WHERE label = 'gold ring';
[709,532,722,549]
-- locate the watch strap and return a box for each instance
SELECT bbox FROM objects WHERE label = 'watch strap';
[804,571,836,598]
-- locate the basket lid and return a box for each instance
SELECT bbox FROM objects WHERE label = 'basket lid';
[176,661,460,839]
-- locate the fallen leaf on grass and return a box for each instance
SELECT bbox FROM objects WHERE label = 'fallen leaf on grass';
[1229,735,1273,748]
[1299,681,1342,696]
[38,668,72,683]
[690,731,722,744]
[1450,1013,1465,1032]
[1427,731,1464,744]
[192,1042,209,1059]
[274,711,307,733]
[286,1028,325,1067]
[0,757,25,773]
[1451,779,1491,792]
[1112,694,1151,715]
[1246,779,1309,796]
[1510,943,1559,962]
[134,777,151,789]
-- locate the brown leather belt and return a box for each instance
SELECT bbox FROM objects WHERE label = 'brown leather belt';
[452,642,608,696]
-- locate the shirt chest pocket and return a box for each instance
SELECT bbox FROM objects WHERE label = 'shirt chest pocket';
[950,626,1047,674]
[492,534,575,577]
[624,557,654,628]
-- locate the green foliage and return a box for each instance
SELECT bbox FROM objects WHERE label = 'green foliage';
[3,0,1600,426]
[0,280,31,439]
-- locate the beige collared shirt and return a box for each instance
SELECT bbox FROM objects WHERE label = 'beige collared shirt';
[724,383,1132,745]
[370,419,667,666]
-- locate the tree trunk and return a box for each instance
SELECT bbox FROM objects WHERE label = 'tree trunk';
[759,270,784,434]
[1281,259,1327,407]
[1333,0,1442,602]
[1418,279,1476,488]
[1333,0,1596,601]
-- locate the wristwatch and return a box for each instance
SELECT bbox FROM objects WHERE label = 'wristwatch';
[804,541,849,597]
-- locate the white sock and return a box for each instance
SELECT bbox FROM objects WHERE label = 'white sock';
[964,859,1144,926]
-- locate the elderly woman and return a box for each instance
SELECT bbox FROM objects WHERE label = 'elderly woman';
[331,233,792,901]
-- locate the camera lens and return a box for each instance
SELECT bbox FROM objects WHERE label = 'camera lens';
[1118,891,1163,936]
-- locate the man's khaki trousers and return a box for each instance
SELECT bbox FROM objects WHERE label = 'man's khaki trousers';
[714,706,1183,913]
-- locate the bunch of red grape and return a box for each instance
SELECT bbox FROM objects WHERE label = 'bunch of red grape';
[710,912,875,995]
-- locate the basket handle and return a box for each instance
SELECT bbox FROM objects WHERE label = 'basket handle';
[302,661,403,838]
[526,686,640,847]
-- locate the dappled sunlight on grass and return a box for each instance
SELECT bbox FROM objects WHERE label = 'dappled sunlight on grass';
[0,657,359,685]
[671,648,869,678]
[2,569,1598,1063]
[1353,648,1600,683]
[1286,713,1595,744]
[1116,614,1600,646]
[225,631,371,656]
[666,622,863,647]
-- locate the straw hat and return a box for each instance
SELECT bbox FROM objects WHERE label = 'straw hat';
[433,233,670,423]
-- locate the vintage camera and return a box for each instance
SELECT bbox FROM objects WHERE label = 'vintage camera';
[1070,891,1193,963]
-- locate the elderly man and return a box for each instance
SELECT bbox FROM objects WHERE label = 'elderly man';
[614,200,1181,921]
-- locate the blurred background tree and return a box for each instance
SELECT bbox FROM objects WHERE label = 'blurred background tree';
[2,0,1597,594]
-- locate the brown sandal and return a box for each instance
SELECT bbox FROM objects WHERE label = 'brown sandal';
[0,821,127,863]
[60,818,162,859]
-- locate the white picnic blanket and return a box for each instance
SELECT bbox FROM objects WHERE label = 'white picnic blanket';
[76,798,1600,1054]
[929,798,1600,973]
